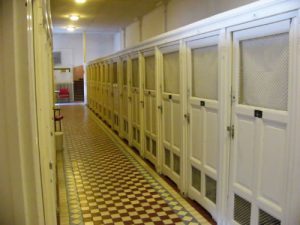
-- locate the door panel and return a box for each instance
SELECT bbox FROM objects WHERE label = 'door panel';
[131,58,141,150]
[186,34,220,218]
[229,20,291,225]
[161,49,181,186]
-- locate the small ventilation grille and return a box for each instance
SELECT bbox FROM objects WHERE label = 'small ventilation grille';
[234,194,251,225]
[173,154,180,175]
[164,148,171,167]
[259,209,281,225]
[205,175,217,204]
[146,136,150,152]
[192,167,201,192]
[152,140,157,156]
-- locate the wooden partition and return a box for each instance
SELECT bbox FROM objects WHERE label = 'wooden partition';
[86,1,300,224]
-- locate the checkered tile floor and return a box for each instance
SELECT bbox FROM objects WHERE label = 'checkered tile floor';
[59,104,212,225]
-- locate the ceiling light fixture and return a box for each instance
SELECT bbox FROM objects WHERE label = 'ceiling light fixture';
[75,0,86,3]
[66,26,76,32]
[69,15,80,21]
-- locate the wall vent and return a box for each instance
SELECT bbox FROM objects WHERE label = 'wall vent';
[205,175,217,204]
[259,209,281,225]
[234,194,251,225]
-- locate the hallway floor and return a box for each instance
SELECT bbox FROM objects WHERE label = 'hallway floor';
[58,104,213,225]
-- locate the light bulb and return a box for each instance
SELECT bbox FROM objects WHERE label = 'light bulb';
[66,26,76,32]
[69,15,80,21]
[75,0,86,3]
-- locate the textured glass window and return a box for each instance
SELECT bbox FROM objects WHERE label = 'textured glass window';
[123,61,127,85]
[163,52,180,93]
[113,62,117,83]
[192,45,218,99]
[239,33,289,110]
[132,58,139,87]
[145,55,156,90]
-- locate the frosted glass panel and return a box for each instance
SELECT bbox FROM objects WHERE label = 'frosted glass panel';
[132,58,139,87]
[123,61,127,85]
[145,55,156,90]
[192,45,218,99]
[239,33,289,111]
[163,52,180,94]
[113,62,117,84]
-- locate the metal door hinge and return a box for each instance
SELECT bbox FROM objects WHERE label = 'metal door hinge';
[227,125,234,139]
[184,113,190,123]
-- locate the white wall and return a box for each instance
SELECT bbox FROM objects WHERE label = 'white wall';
[124,0,257,47]
[86,33,115,62]
[113,31,124,52]
[125,21,140,48]
[0,0,45,224]
[53,33,83,67]
[142,5,165,41]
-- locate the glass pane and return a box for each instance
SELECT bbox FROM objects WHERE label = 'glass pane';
[205,175,217,204]
[145,55,156,90]
[164,148,171,167]
[239,33,289,110]
[123,60,127,85]
[173,154,180,175]
[192,45,218,99]
[192,166,201,192]
[163,51,180,94]
[113,62,117,83]
[132,58,139,87]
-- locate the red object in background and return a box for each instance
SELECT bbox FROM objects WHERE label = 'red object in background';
[59,88,70,99]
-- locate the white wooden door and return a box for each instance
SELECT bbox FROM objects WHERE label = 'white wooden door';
[107,62,113,127]
[131,57,141,150]
[143,54,157,166]
[228,20,292,225]
[112,61,119,132]
[161,49,182,186]
[121,60,129,139]
[186,34,220,219]
[104,63,110,124]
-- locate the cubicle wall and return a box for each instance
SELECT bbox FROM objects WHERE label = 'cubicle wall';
[86,1,300,224]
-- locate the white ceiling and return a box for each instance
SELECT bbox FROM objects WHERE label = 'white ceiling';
[51,0,165,33]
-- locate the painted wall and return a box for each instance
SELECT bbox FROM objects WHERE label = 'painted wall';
[124,0,256,47]
[125,21,140,48]
[86,33,115,62]
[0,0,45,224]
[141,5,165,41]
[0,1,14,224]
[53,33,83,67]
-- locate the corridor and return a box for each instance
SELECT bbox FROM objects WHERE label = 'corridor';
[59,104,213,225]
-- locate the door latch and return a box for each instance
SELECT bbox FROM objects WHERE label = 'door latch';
[227,125,234,139]
[158,105,163,113]
[184,113,190,123]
